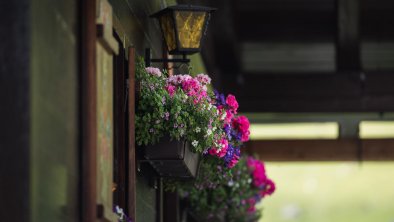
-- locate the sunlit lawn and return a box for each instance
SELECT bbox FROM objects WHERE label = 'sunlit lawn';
[259,162,394,222]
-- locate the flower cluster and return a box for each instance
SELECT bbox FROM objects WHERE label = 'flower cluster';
[135,58,223,155]
[178,155,276,221]
[167,74,210,105]
[136,58,250,170]
[245,157,276,213]
[207,90,250,168]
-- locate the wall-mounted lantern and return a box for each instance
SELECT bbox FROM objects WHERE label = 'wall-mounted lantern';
[145,5,216,66]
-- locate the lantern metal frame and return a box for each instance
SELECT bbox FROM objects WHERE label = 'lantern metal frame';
[145,5,216,66]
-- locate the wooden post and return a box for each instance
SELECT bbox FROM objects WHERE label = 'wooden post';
[81,0,97,220]
[128,47,137,222]
[336,0,361,71]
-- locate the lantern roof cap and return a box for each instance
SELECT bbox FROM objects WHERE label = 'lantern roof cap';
[150,5,216,18]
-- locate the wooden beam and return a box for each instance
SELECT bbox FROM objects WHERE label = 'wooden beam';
[233,72,360,98]
[237,11,336,42]
[81,0,97,220]
[244,139,394,161]
[230,72,394,112]
[336,0,361,71]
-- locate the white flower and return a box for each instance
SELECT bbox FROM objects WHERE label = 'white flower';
[221,112,226,120]
[228,180,234,187]
[247,178,252,184]
[212,127,217,131]
[207,129,212,135]
[195,127,201,133]
[115,206,125,219]
[208,104,212,110]
[192,140,199,147]
[179,129,185,136]
[145,67,162,77]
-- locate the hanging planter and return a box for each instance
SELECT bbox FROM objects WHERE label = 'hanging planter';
[135,58,221,179]
[143,137,199,178]
[135,57,251,188]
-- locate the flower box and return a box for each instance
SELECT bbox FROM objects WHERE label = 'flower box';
[143,137,199,178]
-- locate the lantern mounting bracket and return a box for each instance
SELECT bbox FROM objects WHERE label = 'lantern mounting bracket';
[145,48,190,67]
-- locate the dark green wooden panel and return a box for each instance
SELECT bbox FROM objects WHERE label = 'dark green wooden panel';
[31,0,79,221]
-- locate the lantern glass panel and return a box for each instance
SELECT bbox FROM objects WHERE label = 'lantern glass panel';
[159,13,177,52]
[174,11,207,50]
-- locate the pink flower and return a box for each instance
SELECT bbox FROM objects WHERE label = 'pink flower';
[246,198,257,213]
[145,67,162,77]
[226,94,239,114]
[261,179,276,197]
[181,78,201,97]
[196,74,211,85]
[235,116,249,132]
[208,138,229,158]
[227,155,240,168]
[241,130,250,142]
[224,109,233,124]
[167,75,179,85]
[247,157,267,187]
[166,85,176,97]
[233,116,250,142]
[217,138,229,158]
[208,148,217,156]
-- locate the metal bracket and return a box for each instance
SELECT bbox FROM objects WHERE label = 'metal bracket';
[145,48,190,67]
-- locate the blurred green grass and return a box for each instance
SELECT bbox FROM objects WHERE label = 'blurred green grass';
[258,162,394,222]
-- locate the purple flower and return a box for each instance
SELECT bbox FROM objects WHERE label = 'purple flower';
[164,112,170,120]
[224,124,232,140]
[214,89,226,106]
[224,144,235,163]
[149,128,154,133]
[234,147,241,156]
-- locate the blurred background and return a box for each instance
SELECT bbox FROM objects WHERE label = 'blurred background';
[259,162,394,222]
